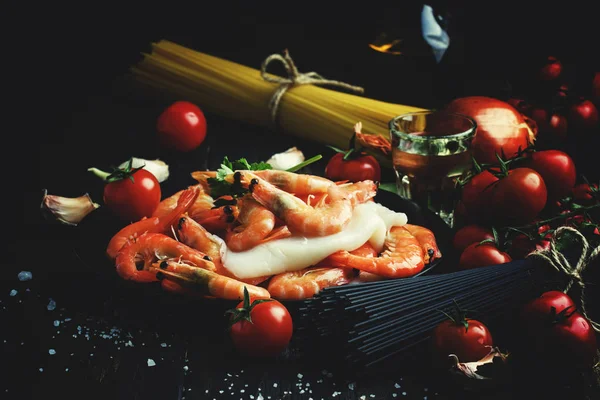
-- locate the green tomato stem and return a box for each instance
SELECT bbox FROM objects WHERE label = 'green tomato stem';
[87,167,111,181]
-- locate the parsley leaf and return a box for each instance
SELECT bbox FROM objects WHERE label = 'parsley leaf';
[207,157,273,200]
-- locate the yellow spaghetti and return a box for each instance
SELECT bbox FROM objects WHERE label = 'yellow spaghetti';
[131,40,425,159]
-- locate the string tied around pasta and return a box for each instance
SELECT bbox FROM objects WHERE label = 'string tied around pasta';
[260,49,365,125]
[528,225,600,332]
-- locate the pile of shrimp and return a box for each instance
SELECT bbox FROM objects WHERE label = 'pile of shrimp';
[106,169,442,301]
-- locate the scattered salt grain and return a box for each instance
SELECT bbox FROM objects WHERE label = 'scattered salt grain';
[48,349,56,355]
[64,318,71,322]
[160,343,167,347]
[348,383,355,390]
[392,394,397,398]
[219,390,224,394]
[39,368,43,372]
[250,396,254,399]
[256,395,263,400]
[9,290,17,297]
[240,390,245,393]
[370,395,375,398]
[18,271,32,281]
[183,366,189,371]
[47,299,56,311]
[54,320,60,327]
[65,368,69,372]
[297,373,303,379]
[394,383,401,389]
[359,396,366,400]
[273,383,277,388]
[402,392,407,396]
[147,359,156,367]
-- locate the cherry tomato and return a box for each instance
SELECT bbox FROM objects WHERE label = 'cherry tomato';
[460,170,499,225]
[489,168,547,226]
[431,315,494,363]
[547,113,568,140]
[458,242,512,270]
[157,101,207,152]
[102,167,161,222]
[520,292,598,368]
[508,224,552,259]
[452,225,494,254]
[530,107,550,133]
[228,291,293,358]
[523,150,576,202]
[325,152,381,182]
[538,56,562,81]
[568,98,599,130]
[571,183,598,203]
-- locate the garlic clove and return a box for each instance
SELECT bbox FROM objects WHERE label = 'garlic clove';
[41,189,100,226]
[448,347,509,383]
[266,147,305,170]
[118,157,170,182]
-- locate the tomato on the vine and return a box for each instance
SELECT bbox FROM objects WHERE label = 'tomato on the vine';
[523,150,576,202]
[520,291,598,368]
[452,225,494,254]
[568,98,599,130]
[89,159,161,222]
[489,168,547,226]
[460,169,499,224]
[458,242,512,270]
[431,301,494,364]
[325,151,381,182]
[157,101,207,152]
[227,288,293,358]
[508,224,552,259]
[571,183,598,203]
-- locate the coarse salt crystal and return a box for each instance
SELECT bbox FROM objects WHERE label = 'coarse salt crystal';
[256,395,263,400]
[297,373,303,379]
[348,383,355,390]
[48,349,56,355]
[47,299,56,310]
[39,368,43,372]
[160,343,167,347]
[18,271,33,281]
[394,383,401,389]
[65,368,69,372]
[273,383,277,387]
[392,394,397,398]
[54,320,60,327]
[183,366,189,371]
[9,290,17,297]
[402,392,407,396]
[147,359,156,367]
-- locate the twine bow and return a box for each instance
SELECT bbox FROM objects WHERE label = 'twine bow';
[260,49,365,125]
[528,226,600,332]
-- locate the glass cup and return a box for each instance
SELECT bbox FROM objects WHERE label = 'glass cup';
[389,111,477,227]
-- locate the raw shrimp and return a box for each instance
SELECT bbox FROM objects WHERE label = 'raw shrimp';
[189,199,239,233]
[403,224,442,264]
[176,215,271,286]
[115,232,215,282]
[231,171,353,236]
[267,267,354,300]
[106,187,200,259]
[251,170,334,195]
[325,226,425,278]
[152,260,271,300]
[226,196,277,252]
[316,241,385,282]
[152,184,212,219]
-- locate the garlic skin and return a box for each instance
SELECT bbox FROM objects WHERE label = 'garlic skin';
[266,147,305,170]
[118,157,170,182]
[41,189,100,226]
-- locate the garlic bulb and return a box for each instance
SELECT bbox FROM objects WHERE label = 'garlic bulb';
[41,189,100,226]
[118,157,170,182]
[266,147,305,170]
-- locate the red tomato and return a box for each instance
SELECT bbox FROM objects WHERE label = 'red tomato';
[547,113,568,140]
[431,317,494,363]
[157,101,207,152]
[568,98,599,130]
[452,225,494,254]
[103,168,161,222]
[444,96,533,164]
[538,56,562,81]
[530,107,550,133]
[458,242,512,270]
[572,183,598,203]
[521,292,597,368]
[460,170,499,225]
[325,152,381,182]
[508,224,552,259]
[524,150,576,202]
[489,168,547,226]
[228,293,293,358]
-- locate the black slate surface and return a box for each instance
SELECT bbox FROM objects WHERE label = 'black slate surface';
[6,2,600,399]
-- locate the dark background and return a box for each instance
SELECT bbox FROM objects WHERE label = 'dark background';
[4,1,600,399]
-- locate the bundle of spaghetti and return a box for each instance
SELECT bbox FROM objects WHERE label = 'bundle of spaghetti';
[296,260,539,368]
[131,40,425,157]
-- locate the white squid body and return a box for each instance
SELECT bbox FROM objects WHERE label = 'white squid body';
[219,202,408,279]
